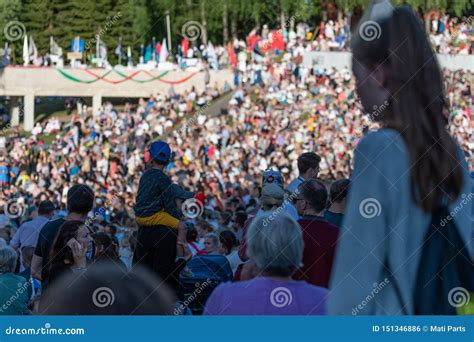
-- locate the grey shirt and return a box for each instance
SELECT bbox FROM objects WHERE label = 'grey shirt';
[10,215,49,249]
[328,129,472,315]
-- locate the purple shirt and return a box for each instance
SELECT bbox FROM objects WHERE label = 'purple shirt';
[204,276,327,315]
[10,215,49,249]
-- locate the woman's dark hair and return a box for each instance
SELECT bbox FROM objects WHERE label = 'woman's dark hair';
[234,210,248,228]
[93,232,119,261]
[351,5,463,212]
[329,179,350,205]
[50,220,84,266]
[219,230,238,255]
[40,263,175,315]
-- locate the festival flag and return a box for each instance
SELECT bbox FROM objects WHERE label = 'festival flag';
[181,39,189,56]
[159,39,168,63]
[247,28,258,52]
[144,44,152,62]
[115,37,124,64]
[29,36,38,63]
[50,36,62,56]
[97,38,107,60]
[206,41,218,70]
[227,42,236,67]
[155,41,161,56]
[271,30,285,51]
[139,44,144,64]
[71,36,84,53]
[0,43,10,67]
[23,35,29,66]
[127,46,132,67]
[152,37,157,61]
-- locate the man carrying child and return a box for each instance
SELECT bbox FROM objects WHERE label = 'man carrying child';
[133,141,194,294]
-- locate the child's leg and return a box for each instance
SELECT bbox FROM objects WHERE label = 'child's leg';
[175,221,188,257]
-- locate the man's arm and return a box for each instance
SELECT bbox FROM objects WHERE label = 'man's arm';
[9,227,21,250]
[31,254,43,280]
[32,232,45,280]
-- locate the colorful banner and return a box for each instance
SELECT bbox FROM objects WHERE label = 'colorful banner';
[54,68,199,84]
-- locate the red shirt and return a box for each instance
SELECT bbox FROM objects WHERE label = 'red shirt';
[293,216,339,288]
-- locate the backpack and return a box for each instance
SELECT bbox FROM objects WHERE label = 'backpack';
[178,255,233,315]
[413,205,474,314]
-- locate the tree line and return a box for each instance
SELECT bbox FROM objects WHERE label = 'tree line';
[0,0,471,64]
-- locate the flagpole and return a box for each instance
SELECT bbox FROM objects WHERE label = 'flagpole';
[166,11,172,57]
[118,37,122,65]
[96,36,100,60]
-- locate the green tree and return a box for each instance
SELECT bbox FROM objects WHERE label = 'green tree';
[20,0,53,56]
[392,0,472,16]
[110,0,151,63]
[50,0,96,55]
[7,0,473,66]
[0,0,22,63]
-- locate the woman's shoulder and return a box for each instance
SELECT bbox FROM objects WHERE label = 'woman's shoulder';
[0,272,28,285]
[358,128,406,153]
[359,128,466,163]
[354,128,409,169]
[292,280,329,296]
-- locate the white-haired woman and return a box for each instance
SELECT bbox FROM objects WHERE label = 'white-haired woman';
[0,246,29,315]
[204,213,327,315]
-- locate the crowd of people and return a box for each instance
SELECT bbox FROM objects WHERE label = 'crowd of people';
[0,62,471,238]
[186,12,474,71]
[0,3,472,316]
[429,14,473,55]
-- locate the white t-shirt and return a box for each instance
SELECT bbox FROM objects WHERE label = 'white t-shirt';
[226,249,243,275]
[188,241,204,256]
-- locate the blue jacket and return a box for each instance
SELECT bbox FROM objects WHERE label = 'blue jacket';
[328,129,472,315]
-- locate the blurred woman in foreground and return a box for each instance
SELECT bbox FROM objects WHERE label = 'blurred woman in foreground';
[328,1,472,315]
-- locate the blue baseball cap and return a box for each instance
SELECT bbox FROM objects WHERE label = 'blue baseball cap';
[148,141,171,163]
[262,169,284,185]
